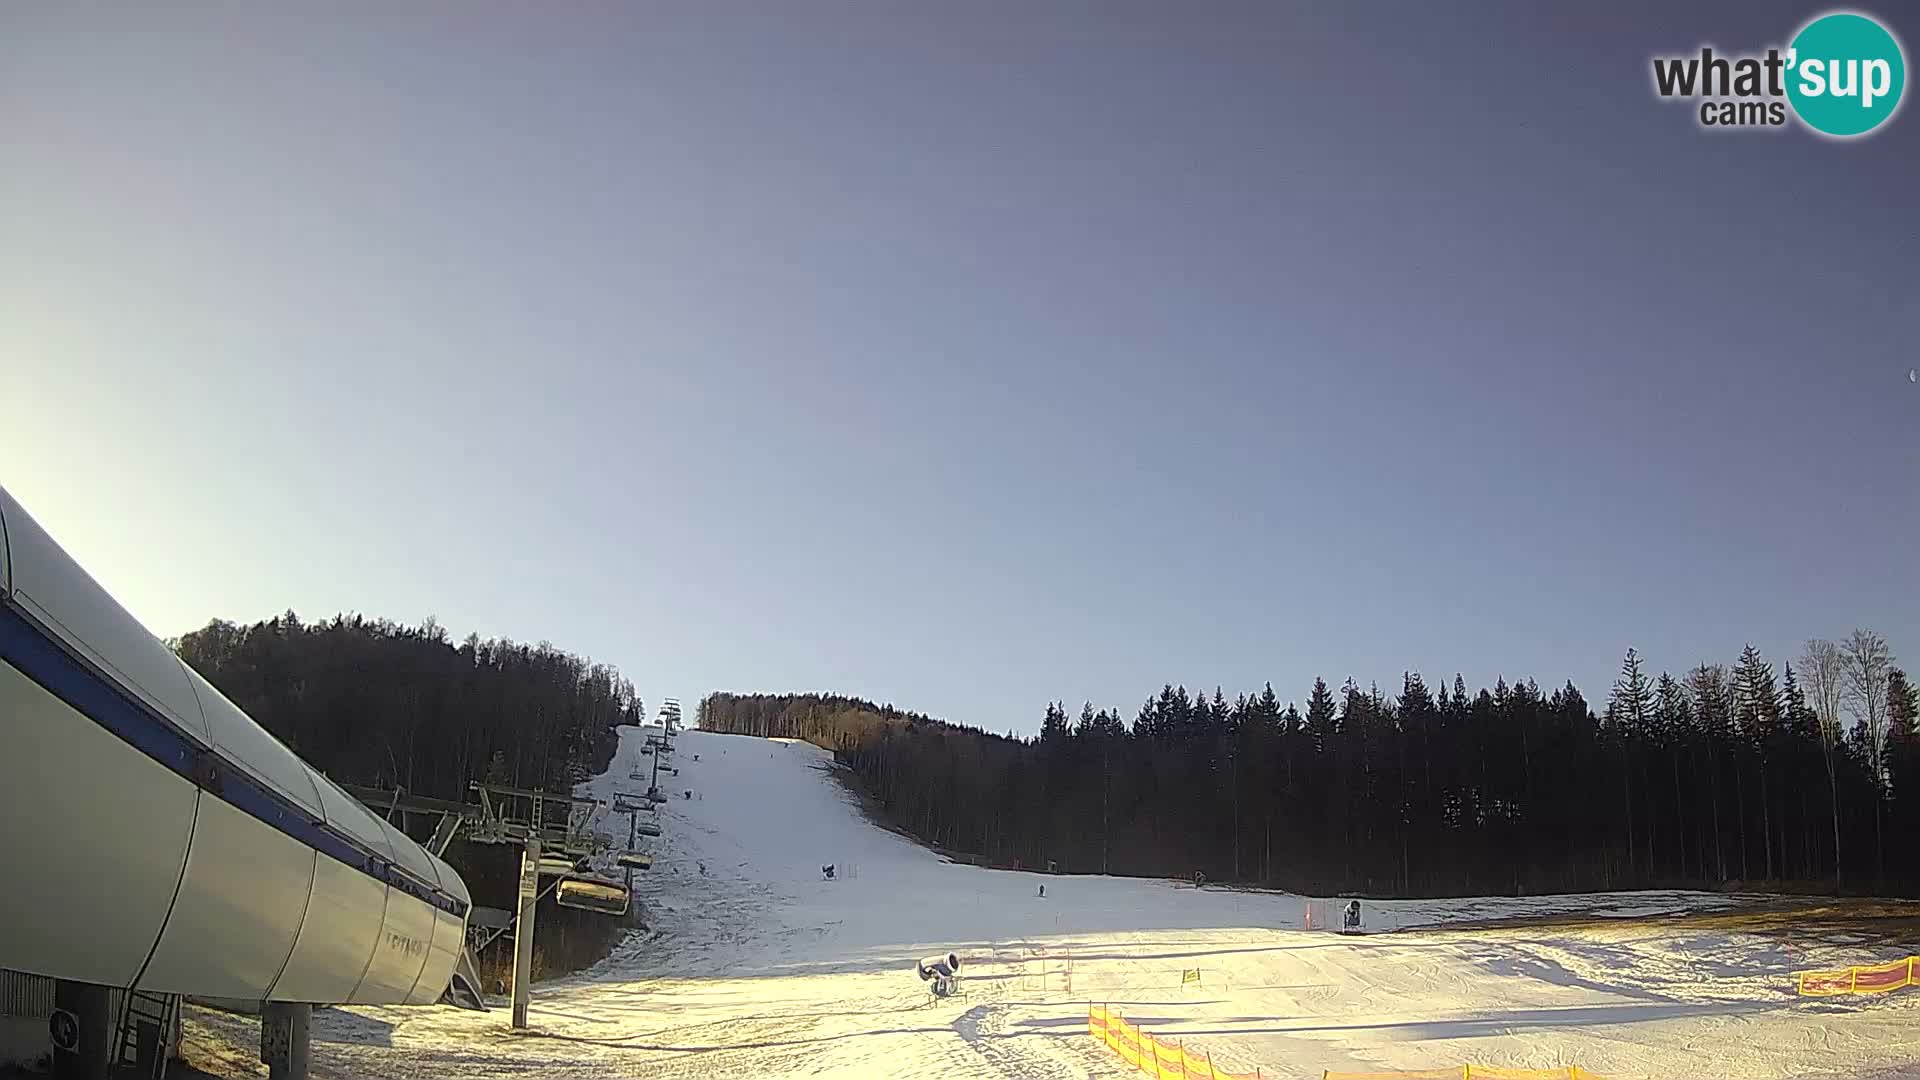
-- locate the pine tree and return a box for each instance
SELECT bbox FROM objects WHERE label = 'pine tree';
[1689,664,1734,882]
[1041,702,1071,742]
[1170,685,1194,738]
[1887,669,1920,856]
[1732,646,1781,880]
[1655,672,1692,879]
[1609,649,1653,880]
[1305,678,1336,754]
[1256,682,1281,726]
[1891,669,1919,742]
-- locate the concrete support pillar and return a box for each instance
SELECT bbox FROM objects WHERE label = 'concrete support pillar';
[511,834,541,1029]
[261,1001,311,1080]
[50,980,111,1080]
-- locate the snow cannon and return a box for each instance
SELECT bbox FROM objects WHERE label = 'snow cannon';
[916,953,960,979]
[1342,899,1364,934]
[915,952,962,996]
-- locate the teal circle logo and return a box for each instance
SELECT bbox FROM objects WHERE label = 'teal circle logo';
[1786,12,1906,137]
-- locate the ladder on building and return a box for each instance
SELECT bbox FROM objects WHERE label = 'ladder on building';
[114,988,180,1078]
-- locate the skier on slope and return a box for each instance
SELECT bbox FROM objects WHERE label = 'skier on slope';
[1343,899,1363,933]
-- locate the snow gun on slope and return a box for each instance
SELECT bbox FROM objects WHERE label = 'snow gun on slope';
[916,952,962,998]
[1342,899,1364,934]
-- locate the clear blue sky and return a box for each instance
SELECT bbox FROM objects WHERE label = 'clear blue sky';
[3,2,1914,733]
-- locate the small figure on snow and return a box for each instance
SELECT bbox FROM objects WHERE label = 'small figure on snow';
[822,863,836,880]
[1342,899,1363,934]
[1037,884,1045,898]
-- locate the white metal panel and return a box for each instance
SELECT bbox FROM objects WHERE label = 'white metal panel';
[311,768,393,860]
[406,907,466,1005]
[0,487,208,740]
[177,662,323,819]
[427,852,469,908]
[407,851,470,1003]
[348,890,434,1004]
[310,772,395,859]
[138,798,314,999]
[379,819,438,888]
[267,853,385,1004]
[0,492,11,596]
[0,662,196,986]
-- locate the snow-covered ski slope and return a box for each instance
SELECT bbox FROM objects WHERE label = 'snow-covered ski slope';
[193,724,1920,1079]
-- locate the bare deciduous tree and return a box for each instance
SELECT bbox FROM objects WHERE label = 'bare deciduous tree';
[1801,640,1847,745]
[1843,629,1893,768]
[1842,628,1894,885]
[1799,639,1847,887]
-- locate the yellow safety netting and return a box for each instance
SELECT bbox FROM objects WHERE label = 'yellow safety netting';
[1089,1004,1263,1079]
[1092,1005,1608,1080]
[1797,955,1918,996]
[1320,1060,1605,1068]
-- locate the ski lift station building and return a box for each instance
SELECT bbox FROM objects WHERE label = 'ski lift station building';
[0,485,472,1069]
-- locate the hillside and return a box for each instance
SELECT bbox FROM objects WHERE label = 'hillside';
[182,723,1920,1079]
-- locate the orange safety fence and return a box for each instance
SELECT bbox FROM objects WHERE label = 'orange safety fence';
[1089,1004,1263,1079]
[1796,955,1918,996]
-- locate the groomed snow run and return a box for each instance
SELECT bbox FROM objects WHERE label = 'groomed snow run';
[187,725,1920,1079]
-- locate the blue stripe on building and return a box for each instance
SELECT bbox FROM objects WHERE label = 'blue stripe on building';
[0,602,466,919]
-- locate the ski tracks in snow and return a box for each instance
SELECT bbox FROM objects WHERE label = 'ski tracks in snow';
[951,1000,1117,1079]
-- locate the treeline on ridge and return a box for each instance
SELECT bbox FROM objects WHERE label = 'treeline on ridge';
[172,611,642,804]
[167,612,645,979]
[699,631,1920,898]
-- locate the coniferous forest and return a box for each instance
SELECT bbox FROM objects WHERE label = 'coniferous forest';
[700,631,1920,899]
[171,612,641,804]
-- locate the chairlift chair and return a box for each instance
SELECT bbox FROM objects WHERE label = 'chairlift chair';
[555,876,630,916]
[634,822,662,837]
[616,850,653,870]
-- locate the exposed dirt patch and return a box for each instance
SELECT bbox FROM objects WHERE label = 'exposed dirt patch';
[1421,896,1920,950]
